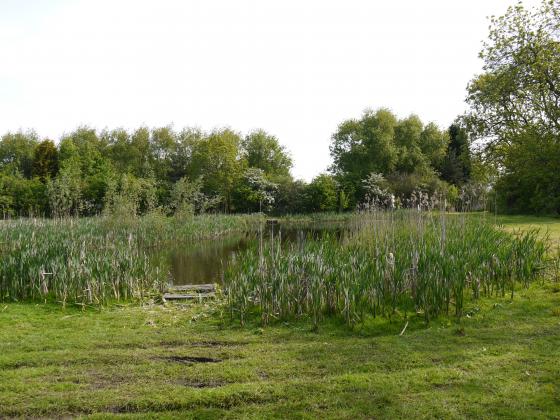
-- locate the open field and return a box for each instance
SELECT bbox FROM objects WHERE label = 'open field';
[0,214,559,418]
[498,215,560,246]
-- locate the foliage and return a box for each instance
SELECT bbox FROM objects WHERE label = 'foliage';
[494,130,560,214]
[46,163,82,218]
[0,131,38,178]
[273,178,309,215]
[242,130,292,179]
[466,0,560,214]
[232,168,278,213]
[169,176,221,216]
[466,0,560,141]
[0,110,477,216]
[188,129,245,212]
[361,172,393,208]
[438,124,471,186]
[0,174,46,217]
[330,109,452,206]
[305,174,339,212]
[32,140,59,181]
[103,174,158,218]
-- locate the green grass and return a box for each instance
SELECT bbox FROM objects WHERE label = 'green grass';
[497,214,560,246]
[0,214,559,418]
[0,284,559,418]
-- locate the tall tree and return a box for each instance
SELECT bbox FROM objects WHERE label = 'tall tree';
[32,140,59,181]
[306,174,339,212]
[150,126,176,181]
[466,0,560,143]
[0,131,39,177]
[170,128,204,182]
[189,129,245,212]
[330,108,450,205]
[438,124,471,186]
[394,115,427,174]
[242,130,292,179]
[330,109,398,205]
[420,122,449,169]
[465,0,560,214]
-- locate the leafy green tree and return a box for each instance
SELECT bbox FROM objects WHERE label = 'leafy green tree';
[47,163,82,218]
[103,128,134,174]
[330,108,451,206]
[465,0,560,214]
[306,174,338,212]
[103,173,157,217]
[242,130,292,179]
[420,122,449,169]
[466,1,560,142]
[330,109,398,194]
[169,176,221,216]
[273,178,309,214]
[32,140,59,181]
[0,174,14,216]
[170,128,204,182]
[0,174,46,216]
[189,129,245,212]
[150,126,176,178]
[0,131,39,177]
[233,168,278,213]
[495,131,560,214]
[438,124,471,186]
[394,115,427,174]
[59,130,114,215]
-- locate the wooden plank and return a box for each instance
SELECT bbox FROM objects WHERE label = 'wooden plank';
[163,292,216,301]
[169,284,215,292]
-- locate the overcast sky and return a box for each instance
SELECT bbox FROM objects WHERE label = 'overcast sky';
[0,0,542,180]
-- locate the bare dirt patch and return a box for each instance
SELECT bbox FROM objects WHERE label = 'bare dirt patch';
[164,355,222,364]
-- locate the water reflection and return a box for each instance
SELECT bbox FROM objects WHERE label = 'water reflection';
[155,222,347,286]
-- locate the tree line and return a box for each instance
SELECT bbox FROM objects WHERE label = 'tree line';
[0,115,476,218]
[0,127,291,217]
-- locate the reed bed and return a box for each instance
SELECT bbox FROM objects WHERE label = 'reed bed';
[0,213,261,305]
[224,210,549,328]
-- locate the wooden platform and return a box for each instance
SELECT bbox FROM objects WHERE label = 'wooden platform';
[170,284,215,292]
[163,284,217,302]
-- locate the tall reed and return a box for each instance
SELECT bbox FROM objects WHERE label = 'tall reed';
[0,213,262,305]
[224,210,548,328]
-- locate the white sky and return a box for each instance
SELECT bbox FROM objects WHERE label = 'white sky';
[0,0,542,181]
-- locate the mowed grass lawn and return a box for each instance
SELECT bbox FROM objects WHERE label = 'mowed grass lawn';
[498,214,560,246]
[1,216,559,419]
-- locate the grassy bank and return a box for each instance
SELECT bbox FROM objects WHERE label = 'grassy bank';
[0,214,558,418]
[0,282,559,418]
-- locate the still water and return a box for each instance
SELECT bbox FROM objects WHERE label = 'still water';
[154,223,346,286]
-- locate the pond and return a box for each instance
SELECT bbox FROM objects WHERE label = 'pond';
[154,222,347,286]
